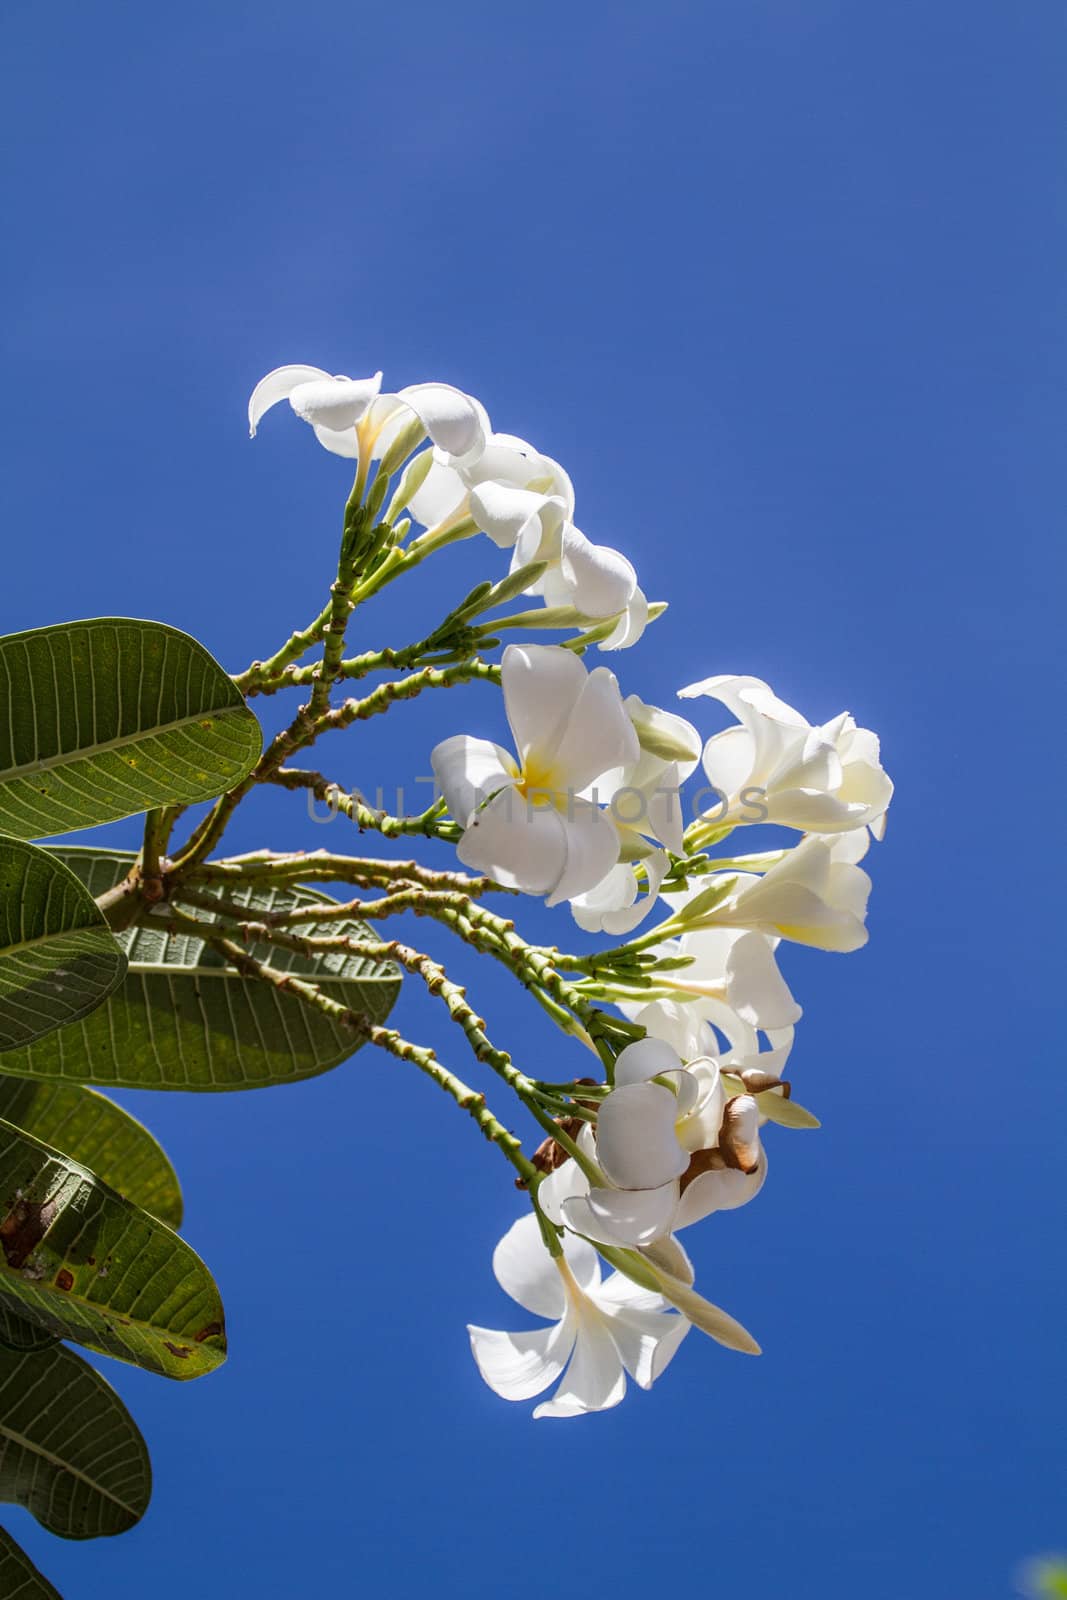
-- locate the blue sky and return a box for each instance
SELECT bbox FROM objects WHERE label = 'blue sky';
[1,2,1064,1595]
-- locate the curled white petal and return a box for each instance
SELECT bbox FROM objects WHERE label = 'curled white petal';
[248,364,330,436]
[558,526,637,619]
[288,372,383,431]
[613,1037,684,1086]
[397,382,485,458]
[674,1151,768,1229]
[562,1182,678,1248]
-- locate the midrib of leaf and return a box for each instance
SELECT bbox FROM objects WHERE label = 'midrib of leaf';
[120,962,380,982]
[1,706,248,782]
[0,929,104,960]
[0,1419,141,1519]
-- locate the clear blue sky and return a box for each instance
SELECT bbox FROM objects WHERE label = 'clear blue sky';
[2,2,1064,1595]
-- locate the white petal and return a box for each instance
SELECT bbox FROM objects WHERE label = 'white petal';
[701,726,757,806]
[594,1271,670,1313]
[611,850,668,933]
[555,666,640,792]
[289,372,383,431]
[491,1214,566,1318]
[533,1318,627,1418]
[570,862,639,933]
[643,771,687,853]
[733,867,869,951]
[545,801,622,908]
[828,826,873,865]
[560,1229,601,1293]
[501,643,587,769]
[674,1153,768,1228]
[456,787,567,897]
[469,483,549,551]
[599,1303,690,1389]
[313,423,361,459]
[468,1317,575,1401]
[725,931,802,1029]
[596,1082,689,1190]
[630,1000,718,1062]
[537,1156,591,1226]
[682,674,810,791]
[431,734,518,825]
[761,789,872,831]
[558,526,637,618]
[599,587,649,651]
[614,1037,684,1086]
[562,1182,678,1247]
[677,1060,725,1151]
[406,456,468,527]
[466,435,575,514]
[398,382,485,458]
[512,511,565,576]
[248,364,331,436]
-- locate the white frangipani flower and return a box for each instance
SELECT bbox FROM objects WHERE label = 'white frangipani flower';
[545,1038,767,1249]
[622,995,795,1092]
[571,697,702,935]
[673,835,872,953]
[468,1214,689,1418]
[248,364,486,466]
[409,433,645,647]
[644,915,803,1033]
[679,673,893,838]
[431,644,639,905]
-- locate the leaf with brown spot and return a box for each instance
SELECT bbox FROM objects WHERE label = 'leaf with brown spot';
[0,1115,225,1381]
[0,1077,183,1228]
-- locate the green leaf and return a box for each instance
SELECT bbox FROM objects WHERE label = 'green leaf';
[0,839,127,1051]
[0,849,401,1091]
[0,1302,58,1354]
[0,618,262,839]
[0,1078,182,1228]
[0,1524,63,1597]
[0,1116,225,1380]
[0,1342,150,1539]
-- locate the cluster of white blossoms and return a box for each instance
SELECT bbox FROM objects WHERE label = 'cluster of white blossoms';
[249,364,646,646]
[251,362,893,1419]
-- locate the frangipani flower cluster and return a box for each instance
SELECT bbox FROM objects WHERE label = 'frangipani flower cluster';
[248,359,893,1420]
[249,364,646,647]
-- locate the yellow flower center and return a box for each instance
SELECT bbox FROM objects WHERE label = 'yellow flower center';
[515,756,564,808]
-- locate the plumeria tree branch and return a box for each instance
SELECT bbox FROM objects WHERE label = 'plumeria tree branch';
[158,907,542,1187]
[77,358,894,1425]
